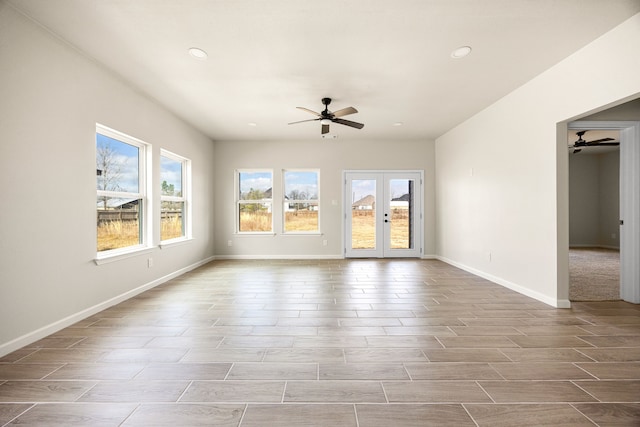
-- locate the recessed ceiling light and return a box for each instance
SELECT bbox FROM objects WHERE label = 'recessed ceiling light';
[248,122,257,127]
[451,46,472,59]
[393,122,403,127]
[188,47,208,60]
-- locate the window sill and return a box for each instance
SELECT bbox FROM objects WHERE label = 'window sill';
[235,232,276,236]
[94,246,154,265]
[160,237,194,249]
[282,232,322,236]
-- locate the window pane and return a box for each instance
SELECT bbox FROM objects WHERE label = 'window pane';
[96,133,139,193]
[284,171,318,200]
[160,156,182,196]
[284,202,318,232]
[351,179,376,249]
[96,196,142,251]
[390,179,414,249]
[161,200,184,241]
[239,203,272,232]
[239,171,272,200]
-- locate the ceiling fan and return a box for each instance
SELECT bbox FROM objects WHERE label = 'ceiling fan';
[570,130,619,153]
[288,97,364,135]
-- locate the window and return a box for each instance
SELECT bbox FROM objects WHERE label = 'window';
[283,170,319,233]
[237,170,273,233]
[160,150,190,242]
[96,124,149,255]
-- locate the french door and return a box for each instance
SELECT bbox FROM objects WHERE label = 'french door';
[344,171,422,258]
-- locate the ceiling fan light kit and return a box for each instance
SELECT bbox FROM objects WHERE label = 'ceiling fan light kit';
[289,97,365,135]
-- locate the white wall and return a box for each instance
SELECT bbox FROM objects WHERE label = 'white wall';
[582,98,640,121]
[213,139,435,258]
[598,152,621,248]
[569,155,600,245]
[435,12,640,307]
[0,5,216,355]
[569,152,620,248]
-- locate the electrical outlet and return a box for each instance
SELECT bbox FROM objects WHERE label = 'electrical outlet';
[147,258,153,268]
[228,240,233,246]
[323,240,328,246]
[611,233,616,239]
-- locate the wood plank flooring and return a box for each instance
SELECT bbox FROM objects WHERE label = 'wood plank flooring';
[1,259,639,426]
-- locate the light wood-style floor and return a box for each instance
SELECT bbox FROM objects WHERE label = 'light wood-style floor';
[1,259,640,426]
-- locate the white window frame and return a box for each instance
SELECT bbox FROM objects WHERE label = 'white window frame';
[282,169,321,235]
[160,149,192,245]
[235,169,274,234]
[95,123,152,263]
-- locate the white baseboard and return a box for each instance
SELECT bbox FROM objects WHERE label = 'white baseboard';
[436,256,569,308]
[216,254,438,260]
[0,256,215,358]
[214,254,344,260]
[569,244,620,250]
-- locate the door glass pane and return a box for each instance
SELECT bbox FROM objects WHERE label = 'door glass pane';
[351,179,376,249]
[389,179,414,249]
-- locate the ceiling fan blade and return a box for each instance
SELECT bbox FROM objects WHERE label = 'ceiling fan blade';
[288,118,320,125]
[332,107,358,118]
[333,118,364,129]
[321,124,330,134]
[296,107,321,116]
[586,137,616,146]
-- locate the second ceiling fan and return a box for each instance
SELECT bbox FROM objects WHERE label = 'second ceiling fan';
[289,98,364,135]
[570,130,619,153]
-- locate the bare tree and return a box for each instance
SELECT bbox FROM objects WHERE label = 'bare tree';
[96,141,124,210]
[287,189,310,215]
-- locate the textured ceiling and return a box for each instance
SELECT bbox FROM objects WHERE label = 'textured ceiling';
[8,0,640,141]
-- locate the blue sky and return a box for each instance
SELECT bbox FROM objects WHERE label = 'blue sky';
[351,179,411,202]
[96,134,183,195]
[239,171,319,199]
[96,133,139,193]
[160,156,182,194]
[239,171,272,193]
[284,171,318,198]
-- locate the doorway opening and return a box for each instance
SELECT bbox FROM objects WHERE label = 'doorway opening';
[567,120,640,304]
[344,171,423,258]
[568,128,620,301]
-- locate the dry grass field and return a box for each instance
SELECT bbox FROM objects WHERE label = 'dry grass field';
[98,210,410,252]
[284,210,318,232]
[351,210,409,249]
[239,212,273,232]
[97,218,183,251]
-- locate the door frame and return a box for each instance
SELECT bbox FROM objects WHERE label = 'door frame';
[343,170,424,258]
[567,121,640,303]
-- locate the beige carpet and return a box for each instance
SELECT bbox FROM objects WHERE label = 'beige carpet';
[569,247,620,301]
